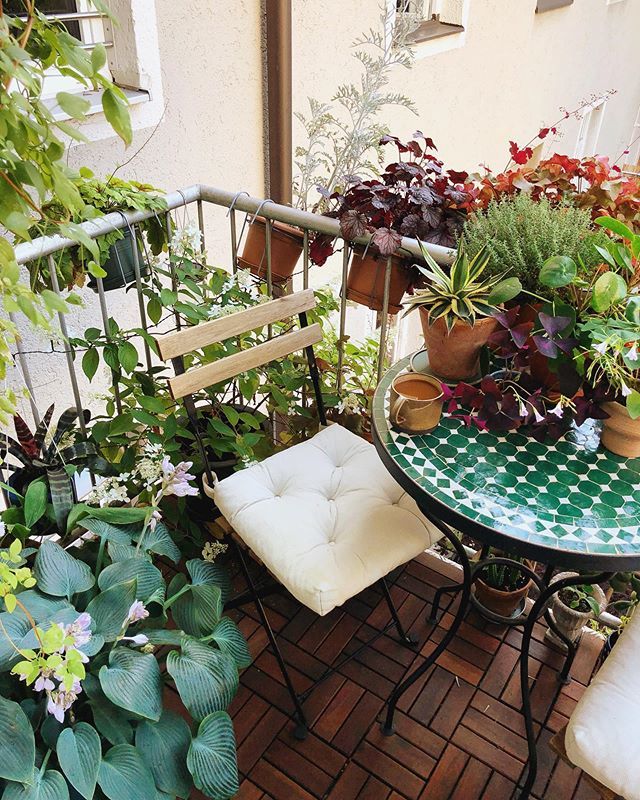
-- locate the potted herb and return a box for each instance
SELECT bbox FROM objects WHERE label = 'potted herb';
[27,174,169,293]
[462,193,609,295]
[310,134,473,314]
[402,242,521,381]
[474,553,535,619]
[549,572,606,649]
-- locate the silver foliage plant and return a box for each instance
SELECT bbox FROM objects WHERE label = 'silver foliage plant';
[293,3,419,211]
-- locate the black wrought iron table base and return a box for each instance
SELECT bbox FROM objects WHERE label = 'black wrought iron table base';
[380,507,613,800]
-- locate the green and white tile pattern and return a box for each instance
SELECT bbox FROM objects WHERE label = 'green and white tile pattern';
[374,358,640,559]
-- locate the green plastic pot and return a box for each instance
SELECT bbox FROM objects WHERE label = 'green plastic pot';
[89,228,148,292]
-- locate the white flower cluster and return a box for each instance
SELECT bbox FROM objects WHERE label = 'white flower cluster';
[337,393,361,415]
[85,476,130,508]
[202,540,228,563]
[170,222,203,256]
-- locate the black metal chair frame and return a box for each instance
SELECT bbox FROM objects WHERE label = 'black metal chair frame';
[166,306,420,740]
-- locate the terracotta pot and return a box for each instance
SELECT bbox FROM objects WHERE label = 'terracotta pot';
[419,311,498,382]
[346,249,411,314]
[601,401,640,458]
[238,216,304,282]
[474,561,535,619]
[547,571,606,649]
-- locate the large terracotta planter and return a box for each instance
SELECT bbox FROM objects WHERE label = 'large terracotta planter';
[601,401,640,458]
[546,571,606,651]
[419,310,497,382]
[346,249,411,314]
[238,216,304,282]
[474,560,535,619]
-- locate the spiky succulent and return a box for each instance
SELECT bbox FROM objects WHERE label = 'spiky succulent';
[403,242,522,331]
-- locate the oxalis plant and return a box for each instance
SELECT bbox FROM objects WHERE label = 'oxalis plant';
[0,452,247,800]
[0,1,131,424]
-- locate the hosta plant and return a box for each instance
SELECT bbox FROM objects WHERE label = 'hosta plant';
[0,461,248,800]
[402,242,521,331]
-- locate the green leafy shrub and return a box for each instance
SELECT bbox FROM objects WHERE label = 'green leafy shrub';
[462,194,609,292]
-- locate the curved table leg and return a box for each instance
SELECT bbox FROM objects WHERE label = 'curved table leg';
[382,510,472,735]
[543,608,578,685]
[429,579,466,624]
[516,572,613,800]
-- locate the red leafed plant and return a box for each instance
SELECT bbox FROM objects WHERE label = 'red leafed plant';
[309,132,472,267]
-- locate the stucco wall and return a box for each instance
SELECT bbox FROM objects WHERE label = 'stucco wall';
[9,0,640,419]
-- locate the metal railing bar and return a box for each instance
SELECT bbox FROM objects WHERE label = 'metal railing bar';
[8,312,41,425]
[164,211,181,332]
[14,185,454,267]
[302,229,309,291]
[336,244,350,394]
[377,257,392,382]
[197,200,205,253]
[128,223,153,373]
[229,210,238,274]
[48,255,87,436]
[95,277,123,415]
[265,218,273,299]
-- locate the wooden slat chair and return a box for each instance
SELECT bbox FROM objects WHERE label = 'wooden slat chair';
[154,288,442,739]
[549,609,640,800]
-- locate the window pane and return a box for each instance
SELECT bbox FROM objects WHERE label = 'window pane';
[4,1,81,39]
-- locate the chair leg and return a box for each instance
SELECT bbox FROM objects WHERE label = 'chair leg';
[380,577,418,647]
[232,539,309,739]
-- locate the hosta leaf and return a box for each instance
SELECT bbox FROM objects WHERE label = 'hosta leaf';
[3,769,69,800]
[33,541,95,600]
[134,523,180,564]
[83,518,133,544]
[187,560,232,605]
[0,611,31,670]
[171,583,221,637]
[57,723,101,800]
[136,711,192,799]
[210,618,251,669]
[86,579,137,641]
[98,558,165,604]
[166,639,238,722]
[187,712,238,800]
[99,648,162,721]
[97,745,156,800]
[0,694,35,783]
[143,629,185,647]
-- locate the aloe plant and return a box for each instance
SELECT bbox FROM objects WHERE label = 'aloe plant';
[1,405,107,529]
[403,242,522,331]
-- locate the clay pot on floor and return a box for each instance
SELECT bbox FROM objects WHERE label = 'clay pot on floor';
[600,401,640,458]
[346,248,411,314]
[419,310,498,382]
[547,571,606,651]
[238,216,304,282]
[474,561,535,619]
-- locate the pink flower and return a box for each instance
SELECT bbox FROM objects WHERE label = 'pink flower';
[46,680,82,723]
[148,508,162,531]
[64,613,92,649]
[159,457,198,498]
[35,672,55,692]
[127,601,149,624]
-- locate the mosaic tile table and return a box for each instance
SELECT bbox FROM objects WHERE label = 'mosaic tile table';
[372,356,640,800]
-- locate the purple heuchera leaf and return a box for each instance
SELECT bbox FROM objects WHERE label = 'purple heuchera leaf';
[340,209,368,240]
[372,227,402,256]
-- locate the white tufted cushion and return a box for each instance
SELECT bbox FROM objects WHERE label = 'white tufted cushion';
[213,424,441,615]
[565,611,640,800]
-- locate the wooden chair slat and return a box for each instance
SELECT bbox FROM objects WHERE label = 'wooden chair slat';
[154,288,316,360]
[168,322,322,399]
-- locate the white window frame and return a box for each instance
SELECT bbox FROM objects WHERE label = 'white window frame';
[574,99,606,159]
[391,0,470,58]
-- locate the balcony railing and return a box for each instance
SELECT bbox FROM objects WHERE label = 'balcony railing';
[11,184,454,428]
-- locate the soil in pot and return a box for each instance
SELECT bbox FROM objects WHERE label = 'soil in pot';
[238,216,304,282]
[346,249,411,315]
[88,228,148,292]
[601,401,640,458]
[419,311,497,383]
[474,561,534,619]
[546,571,606,651]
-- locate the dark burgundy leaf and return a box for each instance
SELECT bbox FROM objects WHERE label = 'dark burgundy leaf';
[532,334,559,358]
[339,209,368,240]
[371,227,402,256]
[539,312,571,338]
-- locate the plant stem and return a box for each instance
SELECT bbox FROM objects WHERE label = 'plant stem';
[163,584,191,611]
[94,536,106,578]
[39,749,52,777]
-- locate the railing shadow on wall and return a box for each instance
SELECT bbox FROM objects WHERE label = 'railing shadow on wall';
[9,184,455,433]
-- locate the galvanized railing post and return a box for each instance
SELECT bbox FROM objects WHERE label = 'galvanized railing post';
[377,256,393,382]
[336,243,350,394]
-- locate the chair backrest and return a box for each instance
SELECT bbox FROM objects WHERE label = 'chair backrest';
[153,288,327,484]
[155,289,322,400]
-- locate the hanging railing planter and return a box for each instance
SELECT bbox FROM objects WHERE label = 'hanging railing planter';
[238,215,304,282]
[88,229,149,292]
[346,247,411,315]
